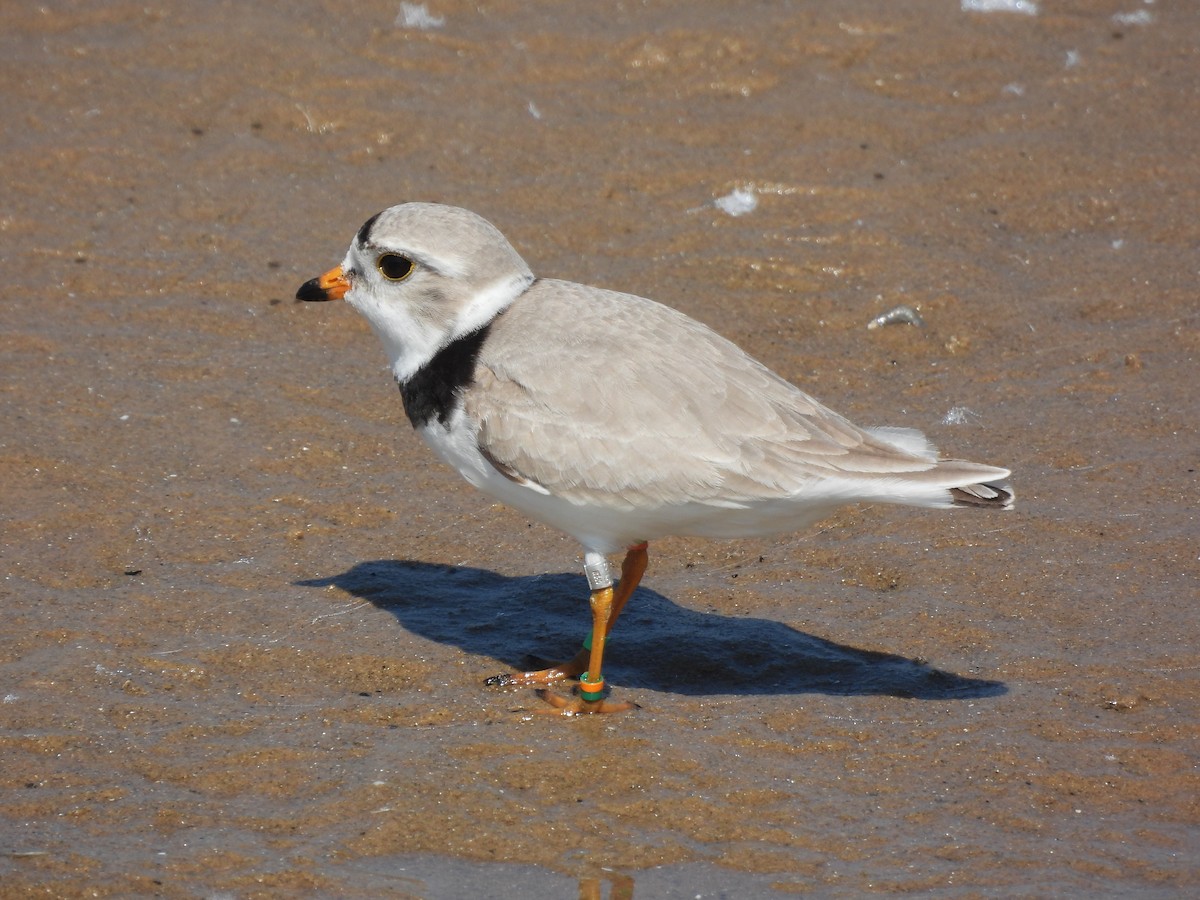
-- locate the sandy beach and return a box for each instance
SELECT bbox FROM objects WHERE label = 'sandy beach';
[1,1,1196,895]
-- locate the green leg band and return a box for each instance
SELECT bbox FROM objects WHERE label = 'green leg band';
[581,628,593,652]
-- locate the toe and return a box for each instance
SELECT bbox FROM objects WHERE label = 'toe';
[534,687,638,715]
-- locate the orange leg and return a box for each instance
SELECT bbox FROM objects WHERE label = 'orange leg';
[608,541,648,629]
[486,544,648,715]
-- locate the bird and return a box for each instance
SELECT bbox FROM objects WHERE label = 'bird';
[297,202,1013,715]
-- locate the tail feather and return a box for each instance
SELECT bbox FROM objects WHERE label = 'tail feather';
[951,480,1014,509]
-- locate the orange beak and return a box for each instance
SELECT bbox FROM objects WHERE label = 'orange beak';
[296,265,350,302]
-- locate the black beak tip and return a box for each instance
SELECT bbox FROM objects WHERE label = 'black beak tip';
[296,277,327,302]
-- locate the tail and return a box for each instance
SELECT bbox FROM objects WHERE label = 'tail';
[864,426,1015,511]
[951,479,1014,509]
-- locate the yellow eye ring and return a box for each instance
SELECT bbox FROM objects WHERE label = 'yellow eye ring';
[377,253,414,281]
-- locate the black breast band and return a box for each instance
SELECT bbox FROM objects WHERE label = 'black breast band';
[399,325,492,428]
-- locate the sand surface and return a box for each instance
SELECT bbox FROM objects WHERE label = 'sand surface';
[1,1,1197,896]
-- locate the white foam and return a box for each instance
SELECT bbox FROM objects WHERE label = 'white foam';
[396,3,444,29]
[714,187,757,217]
[961,0,1038,14]
[942,406,981,426]
[1112,10,1153,26]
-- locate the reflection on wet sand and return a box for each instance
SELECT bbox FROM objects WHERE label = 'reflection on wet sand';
[579,871,635,900]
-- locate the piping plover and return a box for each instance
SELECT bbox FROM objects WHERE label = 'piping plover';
[298,202,1013,714]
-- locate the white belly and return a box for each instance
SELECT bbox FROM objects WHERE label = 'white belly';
[414,409,838,554]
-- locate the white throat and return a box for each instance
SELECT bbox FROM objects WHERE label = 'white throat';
[350,271,532,383]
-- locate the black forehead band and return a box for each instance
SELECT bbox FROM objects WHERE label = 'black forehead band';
[356,212,382,247]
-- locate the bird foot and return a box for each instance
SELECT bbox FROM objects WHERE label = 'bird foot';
[533,687,639,715]
[484,648,590,688]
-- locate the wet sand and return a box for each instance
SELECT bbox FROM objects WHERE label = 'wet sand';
[2,0,1197,895]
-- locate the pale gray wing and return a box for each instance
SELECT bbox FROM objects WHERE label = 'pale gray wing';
[464,279,979,510]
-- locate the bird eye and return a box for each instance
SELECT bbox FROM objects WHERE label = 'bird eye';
[377,253,414,281]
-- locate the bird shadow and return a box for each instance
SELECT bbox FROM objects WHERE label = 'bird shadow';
[297,560,1006,700]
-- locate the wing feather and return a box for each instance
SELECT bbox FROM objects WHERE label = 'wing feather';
[463,280,982,512]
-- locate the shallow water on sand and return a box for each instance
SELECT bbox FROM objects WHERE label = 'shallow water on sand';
[1,1,1197,895]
